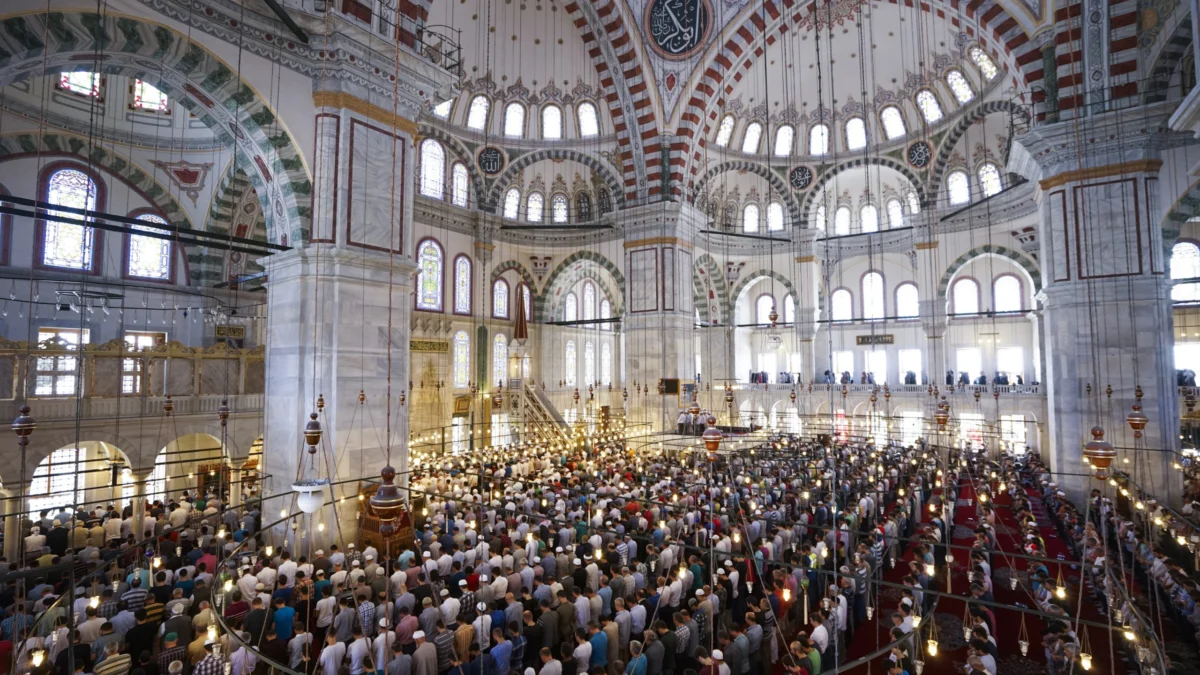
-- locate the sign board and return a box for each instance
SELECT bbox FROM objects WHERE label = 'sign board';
[453,396,471,417]
[410,340,448,353]
[215,325,246,339]
[855,334,894,345]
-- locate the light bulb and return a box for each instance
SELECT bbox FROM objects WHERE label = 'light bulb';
[926,639,938,656]
[265,546,274,557]
[1055,586,1065,599]
[912,614,922,628]
[208,624,218,641]
[31,650,45,667]
[318,523,326,532]
[224,579,233,593]
[89,596,99,609]
[1081,654,1093,670]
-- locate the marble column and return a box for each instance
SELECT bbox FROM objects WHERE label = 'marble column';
[1012,105,1188,502]
[795,230,821,386]
[0,489,17,564]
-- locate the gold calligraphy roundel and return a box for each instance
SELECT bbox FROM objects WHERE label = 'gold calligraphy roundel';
[644,0,713,61]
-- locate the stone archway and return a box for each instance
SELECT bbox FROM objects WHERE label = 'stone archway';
[484,148,624,211]
[692,253,728,324]
[691,160,803,224]
[0,11,312,245]
[926,100,1031,204]
[936,244,1041,298]
[729,269,799,313]
[800,157,929,227]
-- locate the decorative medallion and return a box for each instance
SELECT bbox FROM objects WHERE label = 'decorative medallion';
[907,141,933,169]
[151,160,212,205]
[789,165,814,190]
[477,146,506,176]
[645,0,713,61]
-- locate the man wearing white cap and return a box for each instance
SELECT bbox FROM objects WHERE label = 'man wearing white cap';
[439,589,460,625]
[472,603,492,651]
[412,630,438,675]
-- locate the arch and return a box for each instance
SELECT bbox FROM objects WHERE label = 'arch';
[799,157,928,227]
[0,12,312,245]
[1162,177,1200,263]
[536,250,626,321]
[204,162,268,285]
[937,244,1041,299]
[1144,13,1193,103]
[419,124,488,206]
[490,259,539,296]
[729,270,799,314]
[690,160,802,223]
[692,253,729,325]
[484,148,624,209]
[927,100,1031,205]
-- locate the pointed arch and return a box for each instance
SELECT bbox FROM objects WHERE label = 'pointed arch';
[690,160,802,224]
[937,245,1041,299]
[489,259,539,296]
[483,148,624,210]
[729,270,799,313]
[419,123,487,206]
[537,251,626,322]
[799,157,927,227]
[926,100,1030,205]
[692,253,729,325]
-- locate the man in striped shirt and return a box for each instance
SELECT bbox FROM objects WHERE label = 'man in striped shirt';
[121,579,150,612]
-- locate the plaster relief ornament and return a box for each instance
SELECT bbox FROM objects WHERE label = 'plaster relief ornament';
[645,0,713,60]
[152,160,212,205]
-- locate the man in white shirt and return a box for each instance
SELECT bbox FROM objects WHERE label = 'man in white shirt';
[278,554,298,588]
[347,625,372,675]
[808,614,829,653]
[320,632,347,675]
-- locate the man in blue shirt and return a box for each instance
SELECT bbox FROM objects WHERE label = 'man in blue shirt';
[272,597,296,641]
[488,628,512,675]
[587,623,608,671]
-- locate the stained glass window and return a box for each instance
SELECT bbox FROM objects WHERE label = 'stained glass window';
[953,278,979,314]
[584,342,595,384]
[432,99,453,118]
[493,334,508,387]
[552,194,569,223]
[597,189,612,215]
[542,105,563,139]
[880,106,906,139]
[420,140,445,198]
[59,72,99,97]
[907,191,920,213]
[526,193,544,222]
[896,283,919,318]
[886,198,904,229]
[42,167,98,270]
[863,272,884,320]
[715,115,736,147]
[831,289,852,322]
[916,90,943,123]
[565,341,577,386]
[834,206,851,235]
[978,162,1003,197]
[845,118,867,150]
[451,163,469,207]
[741,122,763,153]
[29,446,83,513]
[946,70,975,103]
[416,239,444,311]
[994,275,1022,312]
[583,282,596,321]
[810,124,830,155]
[774,125,795,156]
[466,95,490,130]
[452,330,469,388]
[601,343,612,385]
[454,255,472,314]
[564,292,578,321]
[969,46,998,80]
[504,102,526,137]
[132,79,169,112]
[127,213,172,280]
[504,188,521,219]
[600,298,611,331]
[743,203,760,233]
[577,102,600,137]
[576,193,592,220]
[493,279,510,319]
[724,204,738,230]
[860,204,879,233]
[767,202,784,231]
[947,171,971,205]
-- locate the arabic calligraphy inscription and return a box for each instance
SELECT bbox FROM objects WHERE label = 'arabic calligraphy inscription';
[644,0,713,60]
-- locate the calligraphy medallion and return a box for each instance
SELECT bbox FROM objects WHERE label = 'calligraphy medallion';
[477,146,506,176]
[644,0,713,60]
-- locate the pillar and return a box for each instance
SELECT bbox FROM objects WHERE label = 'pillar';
[795,230,821,385]
[1012,105,1186,502]
[132,478,146,538]
[0,489,17,564]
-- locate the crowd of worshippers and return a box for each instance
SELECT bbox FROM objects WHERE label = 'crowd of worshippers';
[0,436,962,675]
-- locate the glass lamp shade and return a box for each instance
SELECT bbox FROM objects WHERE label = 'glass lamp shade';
[293,479,329,514]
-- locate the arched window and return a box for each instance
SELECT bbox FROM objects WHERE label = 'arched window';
[715,115,736,147]
[576,193,593,220]
[519,283,532,319]
[597,189,612,215]
[814,204,826,231]
[723,204,738,230]
[947,170,971,205]
[453,255,472,314]
[466,95,490,130]
[127,212,172,280]
[493,334,508,387]
[600,298,612,330]
[451,163,469,207]
[743,203,760,233]
[542,105,563,139]
[831,289,853,322]
[784,294,795,324]
[432,99,453,118]
[895,283,919,318]
[452,330,470,387]
[880,106,906,140]
[1172,242,1200,301]
[503,188,521,219]
[42,166,99,270]
[886,198,904,229]
[845,117,867,150]
[503,102,526,137]
[419,140,445,198]
[564,293,578,321]
[584,342,595,384]
[492,278,510,319]
[860,204,879,233]
[552,194,569,223]
[29,446,84,513]
[774,125,795,156]
[907,191,920,213]
[834,206,851,235]
[767,202,785,231]
[756,294,775,326]
[583,282,596,321]
[741,122,763,153]
[601,343,612,385]
[916,90,943,123]
[564,341,577,386]
[810,124,830,155]
[862,271,885,320]
[952,278,979,315]
[415,239,444,311]
[577,102,600,137]
[969,46,999,80]
[946,69,975,103]
[526,193,544,222]
[993,275,1023,312]
[978,162,1003,197]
